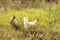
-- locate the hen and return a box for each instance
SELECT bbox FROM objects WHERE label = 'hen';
[23,16,39,30]
[10,16,20,30]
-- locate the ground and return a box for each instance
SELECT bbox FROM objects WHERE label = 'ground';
[0,6,60,40]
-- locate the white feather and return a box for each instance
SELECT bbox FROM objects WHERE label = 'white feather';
[23,16,38,30]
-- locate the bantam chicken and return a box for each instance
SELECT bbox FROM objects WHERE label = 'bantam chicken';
[10,16,20,30]
[23,16,39,31]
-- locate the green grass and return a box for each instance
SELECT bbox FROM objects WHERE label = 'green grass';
[0,4,60,40]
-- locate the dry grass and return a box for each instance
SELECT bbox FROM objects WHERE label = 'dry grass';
[0,4,60,40]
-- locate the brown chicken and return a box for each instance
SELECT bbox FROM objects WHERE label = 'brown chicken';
[10,16,19,30]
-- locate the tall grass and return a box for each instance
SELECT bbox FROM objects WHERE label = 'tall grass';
[0,4,60,40]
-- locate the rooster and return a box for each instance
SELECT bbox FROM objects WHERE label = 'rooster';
[23,16,39,31]
[10,16,20,30]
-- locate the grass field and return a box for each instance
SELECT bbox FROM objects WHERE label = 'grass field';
[0,4,60,40]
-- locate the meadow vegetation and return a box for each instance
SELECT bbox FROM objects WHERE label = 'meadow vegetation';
[0,0,60,40]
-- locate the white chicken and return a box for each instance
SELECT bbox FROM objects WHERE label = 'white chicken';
[23,16,39,30]
[10,16,20,30]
